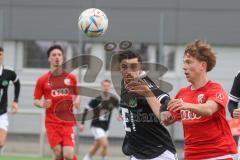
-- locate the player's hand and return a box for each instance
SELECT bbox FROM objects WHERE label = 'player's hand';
[43,99,52,108]
[73,101,80,109]
[167,99,187,112]
[126,79,151,97]
[233,108,240,119]
[160,111,175,126]
[11,102,19,114]
[117,115,123,121]
[79,124,85,132]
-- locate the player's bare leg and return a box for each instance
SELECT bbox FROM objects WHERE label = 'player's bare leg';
[52,145,63,160]
[99,137,108,160]
[0,128,7,154]
[63,146,77,160]
[83,140,100,160]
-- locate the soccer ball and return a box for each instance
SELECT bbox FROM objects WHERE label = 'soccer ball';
[78,8,108,38]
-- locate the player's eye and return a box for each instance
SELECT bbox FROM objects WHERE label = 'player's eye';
[121,64,128,70]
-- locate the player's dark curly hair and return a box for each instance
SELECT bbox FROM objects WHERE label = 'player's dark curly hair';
[0,46,3,52]
[46,45,64,57]
[117,50,142,63]
[184,39,216,72]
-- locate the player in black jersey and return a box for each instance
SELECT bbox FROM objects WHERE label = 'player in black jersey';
[117,50,177,160]
[228,71,240,146]
[0,47,20,154]
[80,79,119,160]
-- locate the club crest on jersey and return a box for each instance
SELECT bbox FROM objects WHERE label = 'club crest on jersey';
[216,93,224,101]
[2,80,9,86]
[64,78,71,86]
[197,94,206,104]
[129,98,137,108]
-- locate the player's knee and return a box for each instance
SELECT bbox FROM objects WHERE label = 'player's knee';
[100,139,108,148]
[53,148,62,157]
[63,152,74,160]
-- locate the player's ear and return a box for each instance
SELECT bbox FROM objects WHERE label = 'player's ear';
[201,61,207,72]
[48,56,51,63]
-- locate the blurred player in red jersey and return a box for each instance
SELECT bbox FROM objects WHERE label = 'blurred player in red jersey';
[33,45,79,160]
[163,40,238,160]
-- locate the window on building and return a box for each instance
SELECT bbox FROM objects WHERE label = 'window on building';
[23,41,68,69]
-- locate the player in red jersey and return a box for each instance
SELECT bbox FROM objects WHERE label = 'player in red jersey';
[34,45,79,160]
[163,40,237,160]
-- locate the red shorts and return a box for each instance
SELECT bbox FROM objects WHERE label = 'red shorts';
[45,123,75,148]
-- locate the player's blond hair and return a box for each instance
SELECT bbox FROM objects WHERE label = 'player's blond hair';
[184,39,216,72]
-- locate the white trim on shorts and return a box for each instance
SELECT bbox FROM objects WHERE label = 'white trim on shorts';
[0,113,9,131]
[205,153,240,160]
[129,150,178,160]
[90,127,108,140]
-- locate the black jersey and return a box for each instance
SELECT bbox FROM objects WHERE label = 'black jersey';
[228,71,240,117]
[0,65,20,115]
[229,71,240,103]
[82,94,119,131]
[120,76,176,159]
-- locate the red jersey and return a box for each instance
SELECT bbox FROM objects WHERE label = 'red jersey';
[174,80,237,160]
[34,71,78,125]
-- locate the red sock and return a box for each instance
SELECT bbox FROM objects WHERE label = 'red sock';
[73,155,78,160]
[55,157,64,160]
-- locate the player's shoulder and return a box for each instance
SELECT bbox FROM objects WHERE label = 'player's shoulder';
[65,72,77,80]
[235,70,240,77]
[110,95,118,101]
[206,80,223,90]
[3,66,16,73]
[37,72,50,81]
[177,86,189,94]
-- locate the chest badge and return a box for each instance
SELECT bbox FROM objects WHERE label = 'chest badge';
[129,98,137,108]
[197,94,205,104]
[2,80,9,86]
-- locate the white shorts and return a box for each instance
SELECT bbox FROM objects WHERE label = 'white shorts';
[0,113,9,131]
[91,127,108,140]
[129,150,178,160]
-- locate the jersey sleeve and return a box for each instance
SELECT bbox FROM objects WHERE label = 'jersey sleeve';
[88,98,101,109]
[70,74,78,95]
[142,76,170,111]
[112,97,119,108]
[10,70,19,83]
[229,71,240,103]
[34,78,43,100]
[207,84,228,109]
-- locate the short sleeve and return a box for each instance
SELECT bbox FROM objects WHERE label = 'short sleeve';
[229,72,240,103]
[207,84,228,109]
[10,70,19,83]
[34,78,43,100]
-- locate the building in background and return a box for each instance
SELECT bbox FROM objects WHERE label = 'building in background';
[0,0,240,141]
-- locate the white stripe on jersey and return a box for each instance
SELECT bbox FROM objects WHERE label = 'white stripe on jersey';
[229,94,240,103]
[13,76,19,83]
[157,94,168,103]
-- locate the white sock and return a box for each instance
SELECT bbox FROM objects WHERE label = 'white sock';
[102,156,107,160]
[83,154,91,160]
[0,146,4,155]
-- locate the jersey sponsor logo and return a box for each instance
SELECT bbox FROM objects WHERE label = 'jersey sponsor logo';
[64,78,71,86]
[180,110,201,120]
[51,88,70,97]
[129,98,137,108]
[197,94,206,104]
[216,93,224,101]
[2,80,9,86]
